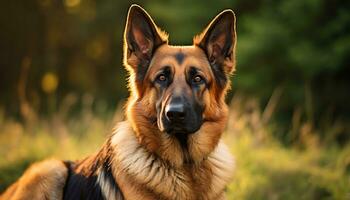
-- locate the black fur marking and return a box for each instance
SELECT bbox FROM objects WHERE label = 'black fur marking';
[63,166,104,200]
[136,62,150,84]
[101,159,125,200]
[174,134,189,148]
[174,52,186,65]
[187,67,207,86]
[211,62,228,88]
[63,139,124,200]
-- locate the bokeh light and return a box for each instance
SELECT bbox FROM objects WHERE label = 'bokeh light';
[41,72,59,94]
[64,0,81,8]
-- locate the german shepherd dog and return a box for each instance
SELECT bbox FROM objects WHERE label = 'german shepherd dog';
[1,4,236,200]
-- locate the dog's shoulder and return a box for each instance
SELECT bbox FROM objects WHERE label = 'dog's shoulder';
[0,159,68,200]
[63,138,124,200]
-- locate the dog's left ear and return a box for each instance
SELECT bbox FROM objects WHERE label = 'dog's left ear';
[194,10,236,78]
[124,5,168,77]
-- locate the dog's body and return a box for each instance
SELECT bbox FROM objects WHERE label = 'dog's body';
[1,5,237,200]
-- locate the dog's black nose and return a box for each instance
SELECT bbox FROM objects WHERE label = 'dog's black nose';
[165,103,186,121]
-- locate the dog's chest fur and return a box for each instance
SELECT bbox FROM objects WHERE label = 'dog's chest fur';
[110,121,235,200]
[62,121,234,200]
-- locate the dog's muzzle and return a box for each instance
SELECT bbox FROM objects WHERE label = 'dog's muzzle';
[161,96,202,135]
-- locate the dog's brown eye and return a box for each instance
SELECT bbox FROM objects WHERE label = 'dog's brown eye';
[193,75,202,83]
[158,74,166,81]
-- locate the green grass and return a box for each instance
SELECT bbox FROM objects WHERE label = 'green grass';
[226,133,350,199]
[0,105,349,199]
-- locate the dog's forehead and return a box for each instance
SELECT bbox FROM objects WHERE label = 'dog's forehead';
[149,45,212,76]
[156,45,204,56]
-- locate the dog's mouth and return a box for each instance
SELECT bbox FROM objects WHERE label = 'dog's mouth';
[158,115,202,136]
[165,126,198,135]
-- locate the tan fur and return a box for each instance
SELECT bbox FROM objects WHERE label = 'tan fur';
[0,159,67,200]
[110,121,234,200]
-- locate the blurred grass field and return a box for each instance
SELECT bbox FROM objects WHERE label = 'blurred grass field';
[0,95,349,200]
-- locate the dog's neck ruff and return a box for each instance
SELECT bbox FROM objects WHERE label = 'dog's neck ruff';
[110,121,235,200]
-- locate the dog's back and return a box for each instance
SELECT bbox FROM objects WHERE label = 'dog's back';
[0,159,67,200]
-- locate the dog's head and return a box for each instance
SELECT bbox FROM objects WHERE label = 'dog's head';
[123,5,236,165]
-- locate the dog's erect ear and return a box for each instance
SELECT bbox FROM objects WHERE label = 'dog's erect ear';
[194,10,236,86]
[124,5,168,77]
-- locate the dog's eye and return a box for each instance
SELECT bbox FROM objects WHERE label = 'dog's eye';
[192,75,203,84]
[157,74,167,82]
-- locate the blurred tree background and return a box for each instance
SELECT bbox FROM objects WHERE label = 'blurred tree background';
[1,0,350,199]
[1,0,349,143]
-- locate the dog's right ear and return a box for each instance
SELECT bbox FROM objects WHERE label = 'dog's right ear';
[123,5,168,79]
